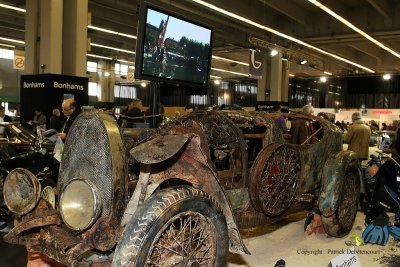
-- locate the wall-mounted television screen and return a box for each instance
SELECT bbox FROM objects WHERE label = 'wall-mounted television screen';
[135,4,213,87]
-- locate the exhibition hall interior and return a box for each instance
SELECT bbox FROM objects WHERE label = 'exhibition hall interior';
[1,0,400,267]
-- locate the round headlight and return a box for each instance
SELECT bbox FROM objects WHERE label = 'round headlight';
[3,168,41,215]
[59,179,101,231]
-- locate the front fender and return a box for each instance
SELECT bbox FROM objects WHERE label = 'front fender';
[124,130,250,255]
[319,150,359,217]
[130,134,190,164]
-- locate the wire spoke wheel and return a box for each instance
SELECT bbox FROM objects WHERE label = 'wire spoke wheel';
[250,144,300,217]
[113,186,228,267]
[147,212,216,267]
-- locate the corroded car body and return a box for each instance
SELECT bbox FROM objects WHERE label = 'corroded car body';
[2,109,360,266]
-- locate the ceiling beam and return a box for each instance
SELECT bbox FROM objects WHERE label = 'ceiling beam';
[258,0,311,26]
[367,0,392,20]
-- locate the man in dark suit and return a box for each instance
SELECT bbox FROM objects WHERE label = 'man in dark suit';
[58,98,80,142]
[0,106,12,137]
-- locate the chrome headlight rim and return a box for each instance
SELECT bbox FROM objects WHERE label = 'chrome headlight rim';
[59,178,101,231]
[3,168,41,215]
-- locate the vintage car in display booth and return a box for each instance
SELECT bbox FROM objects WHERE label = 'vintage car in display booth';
[2,109,360,266]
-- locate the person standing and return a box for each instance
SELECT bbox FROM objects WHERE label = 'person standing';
[290,104,314,144]
[0,106,12,137]
[344,112,371,160]
[33,109,47,126]
[58,98,80,141]
[49,108,63,132]
[271,104,287,132]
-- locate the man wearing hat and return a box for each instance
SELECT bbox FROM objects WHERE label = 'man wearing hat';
[344,112,371,160]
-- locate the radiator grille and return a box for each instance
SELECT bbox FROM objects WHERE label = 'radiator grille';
[58,111,122,216]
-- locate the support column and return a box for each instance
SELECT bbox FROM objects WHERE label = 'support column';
[269,52,283,101]
[257,49,269,102]
[97,60,115,102]
[63,0,88,76]
[25,0,63,74]
[256,50,289,103]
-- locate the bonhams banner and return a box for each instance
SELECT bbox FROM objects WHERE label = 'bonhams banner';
[249,49,263,79]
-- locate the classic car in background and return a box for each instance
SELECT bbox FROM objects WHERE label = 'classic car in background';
[0,123,58,229]
[2,109,360,266]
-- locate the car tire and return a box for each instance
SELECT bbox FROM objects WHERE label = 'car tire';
[112,186,229,267]
[322,162,360,237]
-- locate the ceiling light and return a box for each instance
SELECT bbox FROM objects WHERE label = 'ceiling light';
[191,0,374,73]
[212,55,248,66]
[0,3,26,13]
[300,59,308,65]
[210,75,222,79]
[214,80,221,85]
[211,67,249,77]
[270,49,278,56]
[289,74,295,77]
[90,43,135,54]
[0,37,25,45]
[0,43,15,48]
[87,25,136,39]
[141,82,147,87]
[281,55,288,61]
[86,53,113,60]
[104,72,110,77]
[383,74,391,80]
[308,0,400,59]
[323,71,332,76]
[320,76,327,82]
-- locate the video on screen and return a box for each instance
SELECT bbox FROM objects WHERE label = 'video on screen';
[138,7,212,85]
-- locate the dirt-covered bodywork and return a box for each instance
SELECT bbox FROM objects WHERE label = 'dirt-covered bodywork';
[2,109,360,266]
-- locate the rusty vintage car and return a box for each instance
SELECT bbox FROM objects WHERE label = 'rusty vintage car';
[2,109,360,266]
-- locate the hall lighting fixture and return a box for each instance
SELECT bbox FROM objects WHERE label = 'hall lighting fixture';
[323,71,332,76]
[289,74,295,77]
[214,80,221,85]
[383,74,391,80]
[87,25,136,39]
[0,37,25,45]
[212,55,248,66]
[211,67,249,77]
[0,3,26,13]
[104,72,111,77]
[270,49,278,56]
[140,82,147,87]
[0,43,15,48]
[281,55,288,61]
[300,59,308,65]
[308,0,400,59]
[90,43,135,54]
[86,53,113,60]
[191,0,374,73]
[210,75,222,79]
[320,76,327,82]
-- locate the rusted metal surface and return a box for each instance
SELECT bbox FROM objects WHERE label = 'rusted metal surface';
[4,199,61,248]
[128,124,249,255]
[130,134,189,164]
[173,111,249,186]
[2,108,362,265]
[319,150,359,217]
[3,168,41,215]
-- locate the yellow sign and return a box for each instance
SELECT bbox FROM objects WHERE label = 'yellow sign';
[13,55,25,70]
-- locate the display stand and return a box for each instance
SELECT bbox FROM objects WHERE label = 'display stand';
[149,81,162,128]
